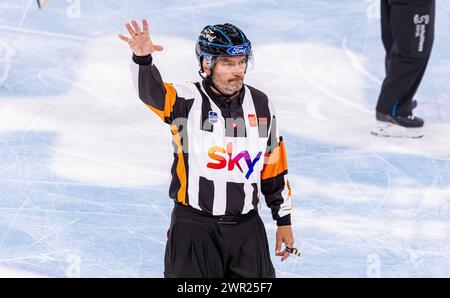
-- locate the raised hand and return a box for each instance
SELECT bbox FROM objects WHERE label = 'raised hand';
[118,19,163,57]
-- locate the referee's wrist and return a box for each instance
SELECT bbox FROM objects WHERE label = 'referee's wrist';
[276,214,291,226]
[132,53,153,65]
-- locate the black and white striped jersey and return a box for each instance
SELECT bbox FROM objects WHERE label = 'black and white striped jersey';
[131,54,293,226]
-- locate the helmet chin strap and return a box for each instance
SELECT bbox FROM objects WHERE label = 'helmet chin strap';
[198,69,207,80]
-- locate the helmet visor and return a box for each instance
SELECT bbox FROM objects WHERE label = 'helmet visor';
[202,52,254,74]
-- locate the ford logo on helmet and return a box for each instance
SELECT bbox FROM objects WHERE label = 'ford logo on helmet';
[226,45,250,56]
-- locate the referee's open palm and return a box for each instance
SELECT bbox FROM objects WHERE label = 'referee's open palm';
[118,19,163,56]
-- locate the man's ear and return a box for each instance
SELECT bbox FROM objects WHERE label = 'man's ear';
[202,60,211,76]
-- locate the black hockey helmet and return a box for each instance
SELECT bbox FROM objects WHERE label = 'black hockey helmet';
[196,23,252,73]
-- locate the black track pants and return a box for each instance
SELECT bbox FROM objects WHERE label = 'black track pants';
[376,0,435,117]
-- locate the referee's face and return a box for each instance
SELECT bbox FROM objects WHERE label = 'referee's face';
[208,56,246,96]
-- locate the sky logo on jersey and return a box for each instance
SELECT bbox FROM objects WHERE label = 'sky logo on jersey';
[226,45,250,56]
[207,142,262,179]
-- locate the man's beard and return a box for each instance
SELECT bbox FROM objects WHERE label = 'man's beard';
[213,76,244,96]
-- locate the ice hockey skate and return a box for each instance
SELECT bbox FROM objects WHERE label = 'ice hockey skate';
[371,111,424,139]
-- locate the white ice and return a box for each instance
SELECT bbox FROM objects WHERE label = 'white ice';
[0,0,449,277]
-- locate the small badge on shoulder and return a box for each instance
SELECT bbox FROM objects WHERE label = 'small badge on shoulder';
[208,111,218,124]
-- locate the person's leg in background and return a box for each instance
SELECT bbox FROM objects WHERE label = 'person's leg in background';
[381,0,393,73]
[373,0,435,137]
[400,0,435,114]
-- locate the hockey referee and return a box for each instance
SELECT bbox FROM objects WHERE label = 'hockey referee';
[119,20,297,278]
[372,0,435,138]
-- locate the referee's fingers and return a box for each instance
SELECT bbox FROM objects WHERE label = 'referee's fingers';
[125,23,136,37]
[118,34,131,43]
[281,251,290,262]
[286,239,295,248]
[275,240,283,255]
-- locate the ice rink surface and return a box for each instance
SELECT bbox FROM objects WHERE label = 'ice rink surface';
[0,0,449,277]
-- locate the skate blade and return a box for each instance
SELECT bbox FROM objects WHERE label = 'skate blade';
[371,121,424,139]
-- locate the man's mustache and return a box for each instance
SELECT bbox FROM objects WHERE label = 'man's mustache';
[227,77,244,83]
